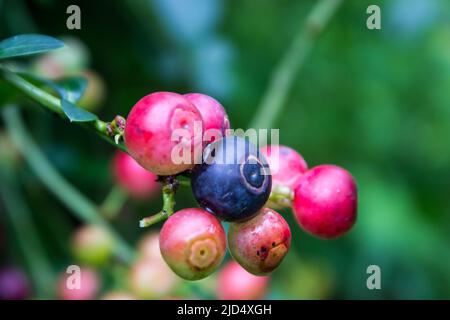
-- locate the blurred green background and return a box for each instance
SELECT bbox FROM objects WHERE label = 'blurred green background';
[0,0,449,299]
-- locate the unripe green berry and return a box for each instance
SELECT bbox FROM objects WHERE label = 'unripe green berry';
[72,225,114,267]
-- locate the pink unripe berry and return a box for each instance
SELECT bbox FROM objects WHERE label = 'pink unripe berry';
[130,232,179,299]
[184,93,230,144]
[228,208,291,275]
[57,267,99,300]
[124,92,203,175]
[112,151,159,199]
[72,225,114,266]
[293,164,357,239]
[128,258,178,299]
[137,232,161,261]
[217,261,269,300]
[159,208,227,281]
[260,144,307,190]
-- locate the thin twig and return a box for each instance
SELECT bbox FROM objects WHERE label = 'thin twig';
[100,185,128,220]
[0,66,127,152]
[249,0,344,129]
[139,179,177,228]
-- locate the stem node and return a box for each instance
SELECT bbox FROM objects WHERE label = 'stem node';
[139,176,178,228]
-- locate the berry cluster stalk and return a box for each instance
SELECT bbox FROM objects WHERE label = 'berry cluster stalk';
[139,178,177,228]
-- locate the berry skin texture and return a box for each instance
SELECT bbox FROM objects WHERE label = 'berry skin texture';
[112,151,159,199]
[159,208,227,281]
[184,93,230,144]
[124,92,203,175]
[0,267,29,300]
[72,225,114,266]
[228,207,291,275]
[217,261,269,300]
[128,258,178,299]
[57,267,99,300]
[293,164,357,239]
[260,144,307,191]
[260,145,308,208]
[191,136,272,222]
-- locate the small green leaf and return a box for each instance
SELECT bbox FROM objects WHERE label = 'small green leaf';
[0,34,64,60]
[53,77,87,103]
[11,72,95,122]
[17,73,87,103]
[61,99,98,122]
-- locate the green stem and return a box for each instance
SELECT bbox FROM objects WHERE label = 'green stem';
[0,66,127,152]
[0,166,54,298]
[249,0,344,129]
[139,183,176,228]
[100,185,129,220]
[177,177,191,187]
[2,106,135,264]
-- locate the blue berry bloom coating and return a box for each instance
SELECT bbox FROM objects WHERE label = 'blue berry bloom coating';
[191,136,272,222]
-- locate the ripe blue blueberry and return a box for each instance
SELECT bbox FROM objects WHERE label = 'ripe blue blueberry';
[191,136,272,222]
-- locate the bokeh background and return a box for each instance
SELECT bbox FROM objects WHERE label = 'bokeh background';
[0,0,449,299]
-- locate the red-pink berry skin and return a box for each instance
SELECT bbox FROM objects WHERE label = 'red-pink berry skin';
[217,261,269,300]
[260,144,308,191]
[228,208,291,276]
[184,93,230,143]
[112,151,159,198]
[159,208,227,281]
[293,164,357,239]
[124,92,203,175]
[57,267,99,300]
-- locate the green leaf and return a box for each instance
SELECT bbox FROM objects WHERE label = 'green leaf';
[0,34,64,60]
[61,99,98,122]
[14,72,95,122]
[17,73,87,103]
[53,77,88,103]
